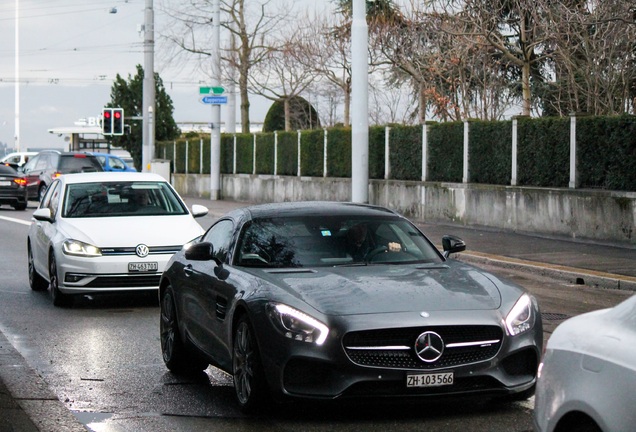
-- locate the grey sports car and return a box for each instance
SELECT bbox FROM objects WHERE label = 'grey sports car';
[159,202,542,412]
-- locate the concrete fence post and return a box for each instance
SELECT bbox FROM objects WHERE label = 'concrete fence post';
[297,130,301,177]
[274,131,278,176]
[185,140,189,175]
[422,124,428,182]
[232,135,237,174]
[385,126,391,180]
[569,114,577,189]
[323,128,328,178]
[511,118,518,186]
[463,120,469,183]
[199,138,203,174]
[252,133,257,175]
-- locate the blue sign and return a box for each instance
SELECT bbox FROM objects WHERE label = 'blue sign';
[200,96,228,105]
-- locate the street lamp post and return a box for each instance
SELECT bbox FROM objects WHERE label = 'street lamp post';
[351,0,369,203]
[15,0,20,152]
[209,0,221,200]
[142,0,155,172]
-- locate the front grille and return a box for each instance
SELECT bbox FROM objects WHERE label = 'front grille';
[343,325,503,370]
[101,245,182,256]
[84,274,161,288]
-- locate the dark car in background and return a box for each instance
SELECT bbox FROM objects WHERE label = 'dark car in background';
[0,164,28,210]
[20,151,103,201]
[159,201,543,412]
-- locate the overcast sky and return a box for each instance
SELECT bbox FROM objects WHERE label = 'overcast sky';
[0,0,329,154]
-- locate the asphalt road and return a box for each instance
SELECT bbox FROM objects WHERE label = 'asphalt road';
[0,199,633,432]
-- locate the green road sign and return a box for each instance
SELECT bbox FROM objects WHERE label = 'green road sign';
[199,86,225,95]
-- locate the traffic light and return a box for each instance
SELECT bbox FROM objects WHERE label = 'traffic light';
[112,108,124,135]
[102,108,113,135]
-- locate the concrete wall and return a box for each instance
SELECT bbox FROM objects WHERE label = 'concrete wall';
[172,174,636,245]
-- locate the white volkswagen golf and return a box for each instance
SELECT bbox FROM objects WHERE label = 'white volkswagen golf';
[27,172,208,307]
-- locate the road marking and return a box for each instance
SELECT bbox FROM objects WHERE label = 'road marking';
[0,215,32,226]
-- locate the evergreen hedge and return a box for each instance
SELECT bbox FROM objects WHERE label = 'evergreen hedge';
[156,115,636,192]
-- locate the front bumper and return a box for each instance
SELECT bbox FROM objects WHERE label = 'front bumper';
[257,309,542,400]
[56,251,175,294]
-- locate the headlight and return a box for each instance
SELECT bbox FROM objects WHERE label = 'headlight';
[62,239,102,257]
[505,294,535,336]
[268,303,329,345]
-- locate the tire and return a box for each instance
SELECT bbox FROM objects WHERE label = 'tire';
[49,254,72,307]
[160,286,208,374]
[28,244,48,291]
[13,201,27,211]
[232,315,267,413]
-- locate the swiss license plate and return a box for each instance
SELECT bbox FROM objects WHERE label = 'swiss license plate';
[406,372,454,388]
[0,181,11,187]
[128,262,158,272]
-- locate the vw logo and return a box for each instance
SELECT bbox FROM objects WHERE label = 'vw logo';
[414,331,445,363]
[135,244,149,258]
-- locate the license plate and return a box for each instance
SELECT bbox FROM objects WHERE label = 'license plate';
[128,262,158,272]
[406,372,454,388]
[0,181,11,187]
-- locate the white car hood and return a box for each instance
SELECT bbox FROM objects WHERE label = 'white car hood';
[58,215,204,247]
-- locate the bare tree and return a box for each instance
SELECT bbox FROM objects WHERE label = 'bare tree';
[425,0,552,116]
[541,0,636,116]
[159,0,290,133]
[290,13,353,126]
[250,25,319,131]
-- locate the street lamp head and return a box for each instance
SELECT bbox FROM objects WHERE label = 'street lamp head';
[109,7,117,14]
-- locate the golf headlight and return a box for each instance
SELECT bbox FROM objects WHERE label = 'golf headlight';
[505,294,535,336]
[63,239,102,257]
[269,303,329,345]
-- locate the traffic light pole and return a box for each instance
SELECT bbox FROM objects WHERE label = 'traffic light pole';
[142,0,155,172]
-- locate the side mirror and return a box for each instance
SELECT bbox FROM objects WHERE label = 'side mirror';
[185,241,214,261]
[191,204,209,218]
[32,208,53,223]
[442,235,466,258]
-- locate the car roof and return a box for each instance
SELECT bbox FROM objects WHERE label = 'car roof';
[238,201,400,219]
[90,152,124,158]
[58,172,166,184]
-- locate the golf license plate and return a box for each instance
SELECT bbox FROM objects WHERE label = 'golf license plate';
[406,372,454,388]
[128,262,158,272]
[0,181,11,187]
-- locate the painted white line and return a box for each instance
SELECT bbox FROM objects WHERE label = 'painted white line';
[0,215,32,226]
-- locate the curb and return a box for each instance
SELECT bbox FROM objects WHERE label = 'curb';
[456,251,636,292]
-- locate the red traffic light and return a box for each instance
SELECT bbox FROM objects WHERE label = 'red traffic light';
[114,111,122,119]
[104,111,112,119]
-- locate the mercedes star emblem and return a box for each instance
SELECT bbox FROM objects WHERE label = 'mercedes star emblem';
[415,331,445,363]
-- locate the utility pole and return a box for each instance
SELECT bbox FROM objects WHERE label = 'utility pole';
[142,0,155,172]
[14,0,20,152]
[351,0,369,203]
[210,0,221,199]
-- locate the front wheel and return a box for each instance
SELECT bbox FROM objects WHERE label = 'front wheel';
[49,254,72,307]
[232,315,267,413]
[160,286,208,374]
[28,245,47,291]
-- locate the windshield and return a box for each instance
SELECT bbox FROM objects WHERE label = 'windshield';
[63,181,188,218]
[236,215,442,268]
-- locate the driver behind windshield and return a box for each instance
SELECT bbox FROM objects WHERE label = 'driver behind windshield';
[346,223,401,261]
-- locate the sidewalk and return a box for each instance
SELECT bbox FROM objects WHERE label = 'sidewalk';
[2,198,635,432]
